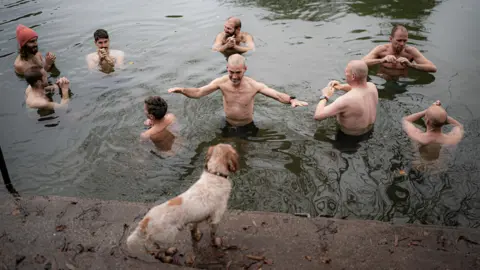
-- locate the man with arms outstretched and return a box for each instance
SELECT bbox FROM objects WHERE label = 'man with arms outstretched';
[168,54,307,137]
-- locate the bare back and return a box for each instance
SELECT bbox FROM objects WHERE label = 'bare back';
[336,82,378,135]
[216,76,259,126]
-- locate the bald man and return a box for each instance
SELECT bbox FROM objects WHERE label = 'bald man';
[212,17,255,57]
[314,60,378,138]
[363,24,437,73]
[402,100,464,146]
[168,54,307,137]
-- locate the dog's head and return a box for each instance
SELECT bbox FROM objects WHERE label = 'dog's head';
[204,143,239,173]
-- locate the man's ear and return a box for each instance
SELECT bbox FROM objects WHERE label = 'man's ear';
[147,114,154,120]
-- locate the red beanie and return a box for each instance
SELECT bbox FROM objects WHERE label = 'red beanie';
[16,24,38,47]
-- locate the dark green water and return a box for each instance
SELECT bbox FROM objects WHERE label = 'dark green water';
[1,0,479,227]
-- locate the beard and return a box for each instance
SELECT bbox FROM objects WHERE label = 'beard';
[19,45,38,60]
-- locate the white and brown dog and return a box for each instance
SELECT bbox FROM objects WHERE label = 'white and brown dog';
[126,143,239,262]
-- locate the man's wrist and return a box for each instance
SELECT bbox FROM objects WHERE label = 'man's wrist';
[288,96,296,104]
[319,95,329,102]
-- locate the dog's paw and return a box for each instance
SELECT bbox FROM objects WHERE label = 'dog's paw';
[155,253,173,264]
[191,229,203,242]
[165,247,178,256]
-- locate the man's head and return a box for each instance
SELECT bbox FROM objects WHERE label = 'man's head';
[224,17,241,38]
[425,104,447,129]
[16,24,39,59]
[24,66,48,88]
[389,25,408,54]
[94,29,110,51]
[227,54,247,85]
[144,96,168,120]
[345,60,368,85]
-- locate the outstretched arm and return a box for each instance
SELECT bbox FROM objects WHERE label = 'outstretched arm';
[257,82,308,107]
[168,78,222,98]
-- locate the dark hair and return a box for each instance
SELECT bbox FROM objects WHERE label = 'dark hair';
[24,66,43,87]
[145,96,168,119]
[94,29,109,41]
[390,24,407,37]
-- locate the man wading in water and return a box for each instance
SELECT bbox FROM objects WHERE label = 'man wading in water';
[14,24,57,76]
[212,17,255,58]
[168,54,307,138]
[86,29,125,73]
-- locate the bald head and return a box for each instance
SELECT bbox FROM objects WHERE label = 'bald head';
[227,17,241,29]
[346,60,368,83]
[426,105,447,128]
[227,54,245,67]
[391,24,408,37]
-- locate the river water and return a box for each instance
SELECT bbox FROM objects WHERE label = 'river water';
[1,0,479,227]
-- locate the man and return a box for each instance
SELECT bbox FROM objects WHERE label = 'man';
[314,60,378,139]
[168,54,307,137]
[362,25,437,73]
[24,66,70,110]
[86,29,124,72]
[212,17,255,57]
[402,100,463,146]
[141,96,177,153]
[14,24,56,75]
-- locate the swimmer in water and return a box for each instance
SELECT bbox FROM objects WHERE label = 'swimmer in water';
[362,24,437,73]
[315,60,378,137]
[212,17,255,58]
[24,66,71,110]
[14,24,57,75]
[141,96,176,152]
[86,29,125,73]
[402,100,464,146]
[168,54,307,138]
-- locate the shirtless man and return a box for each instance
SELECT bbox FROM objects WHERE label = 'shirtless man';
[86,29,124,73]
[362,25,437,73]
[168,54,307,136]
[314,60,378,137]
[402,100,463,146]
[141,96,177,152]
[24,66,70,110]
[212,17,255,57]
[14,24,56,75]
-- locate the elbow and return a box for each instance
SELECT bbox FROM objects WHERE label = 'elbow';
[314,114,324,121]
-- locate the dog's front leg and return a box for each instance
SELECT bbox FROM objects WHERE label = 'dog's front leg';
[209,223,222,247]
[190,223,203,242]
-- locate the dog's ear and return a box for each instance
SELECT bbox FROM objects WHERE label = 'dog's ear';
[204,146,214,168]
[227,148,239,172]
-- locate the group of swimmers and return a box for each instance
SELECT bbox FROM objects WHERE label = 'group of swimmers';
[15,17,463,159]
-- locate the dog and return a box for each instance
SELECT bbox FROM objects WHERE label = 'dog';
[126,143,239,262]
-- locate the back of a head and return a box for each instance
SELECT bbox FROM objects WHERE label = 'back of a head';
[145,96,168,119]
[94,29,109,41]
[227,54,245,67]
[390,24,407,37]
[349,60,368,82]
[24,66,43,87]
[426,105,447,128]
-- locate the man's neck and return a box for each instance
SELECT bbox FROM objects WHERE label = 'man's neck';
[20,53,36,61]
[426,126,442,134]
[30,86,45,95]
[349,81,368,89]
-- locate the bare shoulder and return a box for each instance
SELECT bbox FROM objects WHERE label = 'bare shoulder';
[86,52,98,61]
[367,82,377,90]
[404,45,421,55]
[14,56,24,72]
[110,50,125,57]
[164,113,176,124]
[216,75,230,83]
[241,32,253,40]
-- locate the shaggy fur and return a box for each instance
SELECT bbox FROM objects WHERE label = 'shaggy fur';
[126,143,239,261]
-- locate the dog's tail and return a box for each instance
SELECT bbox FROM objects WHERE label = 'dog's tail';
[126,217,158,262]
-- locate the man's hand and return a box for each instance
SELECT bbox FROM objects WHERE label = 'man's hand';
[144,119,153,127]
[327,80,341,89]
[168,87,184,94]
[98,48,108,60]
[396,57,412,67]
[226,37,236,48]
[382,55,397,63]
[290,99,308,108]
[321,86,335,98]
[45,52,56,66]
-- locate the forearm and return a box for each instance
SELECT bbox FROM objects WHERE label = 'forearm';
[446,116,462,127]
[44,62,54,71]
[233,45,252,53]
[213,44,229,52]
[410,63,437,72]
[336,84,352,92]
[314,100,328,120]
[403,110,426,122]
[363,58,383,67]
[179,88,202,98]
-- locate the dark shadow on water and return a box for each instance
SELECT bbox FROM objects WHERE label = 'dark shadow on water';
[0,146,20,197]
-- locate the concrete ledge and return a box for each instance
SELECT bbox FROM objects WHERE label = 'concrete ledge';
[1,194,479,270]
